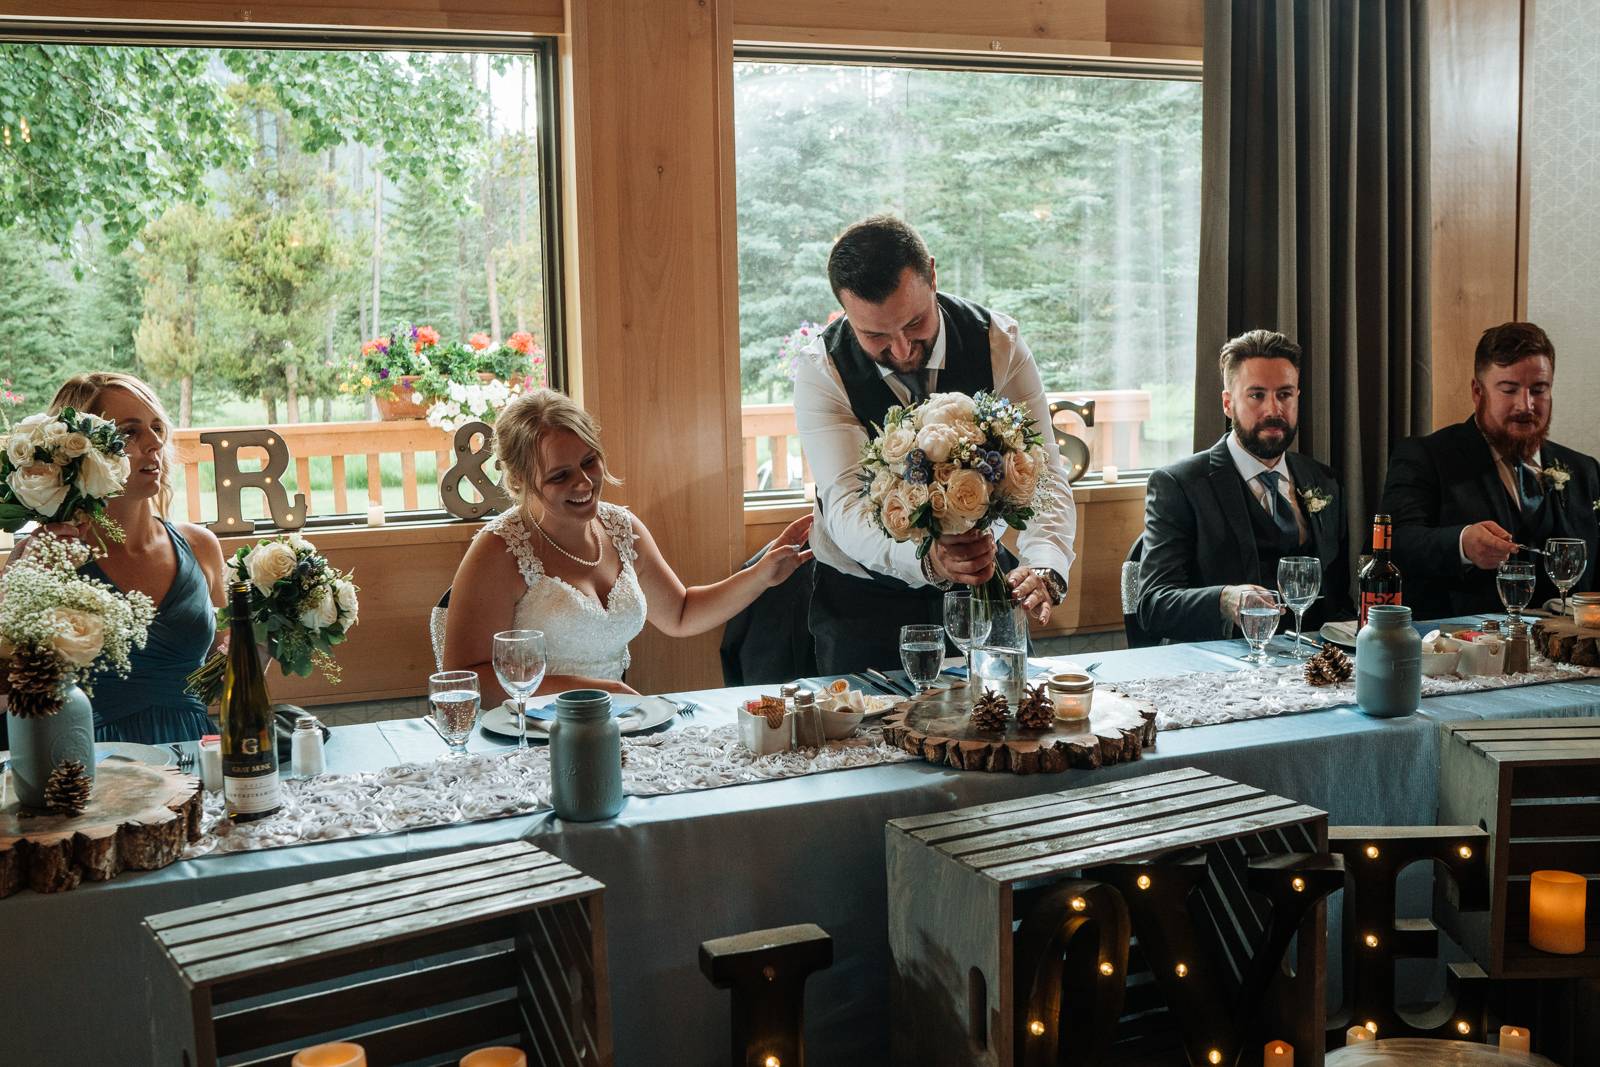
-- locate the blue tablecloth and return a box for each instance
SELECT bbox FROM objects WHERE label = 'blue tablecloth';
[4,631,1599,1065]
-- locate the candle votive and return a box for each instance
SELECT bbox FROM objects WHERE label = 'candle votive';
[1529,869,1587,954]
[1345,1025,1374,1044]
[366,502,386,527]
[1101,464,1119,484]
[1573,593,1600,629]
[1499,1025,1531,1053]
[1264,1039,1293,1065]
[1047,672,1095,720]
[460,1048,526,1067]
[292,1042,366,1067]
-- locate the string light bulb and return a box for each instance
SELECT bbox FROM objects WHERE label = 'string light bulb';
[1136,874,1152,890]
[1365,845,1380,860]
[1174,962,1188,978]
[1208,1050,1222,1065]
[1069,896,1087,912]
[1456,1020,1471,1035]
[1365,1021,1378,1034]
[1028,1020,1046,1036]
[2,126,10,147]
[1291,877,1306,892]
[1098,961,1114,976]
[1458,844,1473,859]
[763,1056,780,1067]
[1364,933,1379,948]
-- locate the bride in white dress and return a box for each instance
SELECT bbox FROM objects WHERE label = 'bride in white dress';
[443,389,812,700]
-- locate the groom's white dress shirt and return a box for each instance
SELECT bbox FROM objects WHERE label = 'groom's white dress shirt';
[792,305,1078,589]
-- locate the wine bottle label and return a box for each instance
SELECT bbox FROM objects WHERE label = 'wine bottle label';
[224,769,281,814]
[1359,590,1402,626]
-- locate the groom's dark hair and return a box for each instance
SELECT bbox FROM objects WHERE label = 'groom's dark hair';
[828,215,933,304]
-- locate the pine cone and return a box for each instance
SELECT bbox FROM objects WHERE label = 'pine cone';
[1016,683,1055,730]
[970,689,1010,732]
[43,759,91,816]
[1304,645,1353,687]
[6,645,67,718]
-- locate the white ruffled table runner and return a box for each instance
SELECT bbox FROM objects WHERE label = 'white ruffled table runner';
[185,723,911,858]
[1116,656,1600,730]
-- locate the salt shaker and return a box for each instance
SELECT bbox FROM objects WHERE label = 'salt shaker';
[291,716,326,778]
[1504,619,1531,675]
[198,736,223,792]
[791,689,825,748]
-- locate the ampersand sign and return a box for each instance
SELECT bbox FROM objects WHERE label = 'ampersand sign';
[439,420,511,520]
[201,429,306,534]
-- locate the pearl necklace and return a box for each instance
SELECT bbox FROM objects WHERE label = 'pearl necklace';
[526,508,604,568]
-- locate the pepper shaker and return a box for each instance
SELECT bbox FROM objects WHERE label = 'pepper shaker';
[791,689,824,748]
[1504,619,1532,675]
[291,716,326,778]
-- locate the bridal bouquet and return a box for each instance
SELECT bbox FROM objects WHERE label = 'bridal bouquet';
[858,390,1052,607]
[0,533,155,717]
[186,533,360,704]
[0,407,131,544]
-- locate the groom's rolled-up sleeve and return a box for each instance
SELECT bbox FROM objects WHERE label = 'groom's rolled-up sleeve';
[793,348,927,586]
[989,314,1077,584]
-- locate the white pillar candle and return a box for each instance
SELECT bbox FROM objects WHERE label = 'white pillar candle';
[1101,464,1119,484]
[1499,1025,1531,1053]
[366,502,386,527]
[1264,1039,1293,1065]
[1345,1025,1374,1045]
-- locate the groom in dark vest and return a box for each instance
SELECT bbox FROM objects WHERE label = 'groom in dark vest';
[1138,329,1353,643]
[793,215,1079,674]
[1380,321,1600,620]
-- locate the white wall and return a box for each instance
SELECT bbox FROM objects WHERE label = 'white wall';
[1525,0,1600,457]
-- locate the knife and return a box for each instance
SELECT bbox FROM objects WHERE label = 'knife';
[865,668,914,697]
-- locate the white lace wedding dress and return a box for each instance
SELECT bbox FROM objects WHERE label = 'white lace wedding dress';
[479,503,648,681]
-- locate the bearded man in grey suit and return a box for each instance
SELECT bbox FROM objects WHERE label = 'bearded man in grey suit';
[1137,329,1353,643]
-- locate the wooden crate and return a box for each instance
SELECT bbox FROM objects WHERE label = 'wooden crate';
[143,841,611,1067]
[1437,717,1600,980]
[886,766,1330,1067]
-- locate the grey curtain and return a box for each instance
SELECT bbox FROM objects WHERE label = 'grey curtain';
[1195,0,1432,566]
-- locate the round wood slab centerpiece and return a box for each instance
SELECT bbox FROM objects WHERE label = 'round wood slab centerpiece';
[0,760,203,896]
[880,686,1157,774]
[1531,617,1600,668]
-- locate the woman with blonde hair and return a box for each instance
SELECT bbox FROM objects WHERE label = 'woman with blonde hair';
[444,388,812,699]
[4,373,226,743]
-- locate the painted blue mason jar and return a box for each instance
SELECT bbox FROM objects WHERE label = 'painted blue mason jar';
[7,682,96,809]
[548,689,624,821]
[1355,605,1422,718]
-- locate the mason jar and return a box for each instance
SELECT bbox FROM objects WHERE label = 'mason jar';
[548,689,624,821]
[1355,605,1421,718]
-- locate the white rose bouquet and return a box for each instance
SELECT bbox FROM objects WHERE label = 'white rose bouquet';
[858,390,1053,608]
[186,533,360,704]
[0,533,155,718]
[0,407,131,546]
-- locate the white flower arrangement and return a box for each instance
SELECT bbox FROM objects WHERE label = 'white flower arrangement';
[1298,486,1333,515]
[426,376,523,434]
[187,534,359,704]
[0,533,155,716]
[0,407,131,545]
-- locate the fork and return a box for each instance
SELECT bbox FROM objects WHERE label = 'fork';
[672,699,697,720]
[170,744,196,772]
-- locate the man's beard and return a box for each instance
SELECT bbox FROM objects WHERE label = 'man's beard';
[866,338,931,374]
[1236,417,1298,461]
[1477,405,1549,462]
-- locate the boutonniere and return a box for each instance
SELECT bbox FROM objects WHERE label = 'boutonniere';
[1539,458,1572,495]
[1298,486,1333,515]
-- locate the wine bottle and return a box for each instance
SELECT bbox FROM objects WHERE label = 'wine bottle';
[1358,514,1403,628]
[221,579,280,821]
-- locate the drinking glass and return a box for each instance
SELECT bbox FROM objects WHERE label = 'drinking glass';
[1276,556,1322,659]
[493,629,547,750]
[1238,589,1283,666]
[428,670,480,755]
[900,624,945,693]
[1545,538,1587,617]
[943,590,993,685]
[1497,561,1536,628]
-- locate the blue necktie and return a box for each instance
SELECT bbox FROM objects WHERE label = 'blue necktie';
[1509,456,1543,514]
[1257,470,1302,543]
[893,369,930,404]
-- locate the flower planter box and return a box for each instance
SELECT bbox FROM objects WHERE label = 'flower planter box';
[374,375,428,420]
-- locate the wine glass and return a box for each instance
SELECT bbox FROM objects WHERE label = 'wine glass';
[1497,561,1536,628]
[492,629,547,750]
[900,624,945,693]
[1544,538,1587,618]
[428,670,480,755]
[1276,557,1322,659]
[943,590,992,685]
[1238,589,1283,666]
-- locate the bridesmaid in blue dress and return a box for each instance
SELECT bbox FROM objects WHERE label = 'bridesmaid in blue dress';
[10,373,228,744]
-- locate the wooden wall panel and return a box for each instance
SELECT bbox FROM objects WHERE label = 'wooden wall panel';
[0,0,562,34]
[562,0,744,694]
[1427,0,1528,429]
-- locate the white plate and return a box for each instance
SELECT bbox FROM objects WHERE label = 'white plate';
[99,741,177,766]
[478,695,677,739]
[1319,620,1359,649]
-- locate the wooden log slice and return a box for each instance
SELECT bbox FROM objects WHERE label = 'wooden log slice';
[1532,617,1600,668]
[880,686,1157,774]
[0,760,202,897]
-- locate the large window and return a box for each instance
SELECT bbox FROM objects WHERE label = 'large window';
[0,37,562,524]
[734,60,1200,492]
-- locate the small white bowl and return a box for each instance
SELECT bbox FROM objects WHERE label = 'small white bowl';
[819,705,866,740]
[1420,648,1461,677]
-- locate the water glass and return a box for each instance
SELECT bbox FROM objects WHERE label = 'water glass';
[900,624,945,693]
[428,670,480,755]
[943,590,992,684]
[1238,589,1283,666]
[1497,560,1536,626]
[1545,538,1587,616]
[493,629,547,750]
[1276,556,1322,659]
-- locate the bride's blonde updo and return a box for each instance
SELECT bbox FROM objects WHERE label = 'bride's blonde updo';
[493,388,623,505]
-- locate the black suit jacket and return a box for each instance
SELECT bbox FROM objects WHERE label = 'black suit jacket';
[1378,417,1600,620]
[1137,435,1353,643]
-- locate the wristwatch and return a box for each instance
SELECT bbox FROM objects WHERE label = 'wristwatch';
[921,552,954,591]
[1039,568,1067,606]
